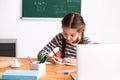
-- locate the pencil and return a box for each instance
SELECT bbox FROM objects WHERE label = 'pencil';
[28,56,33,63]
[51,49,57,57]
[56,69,76,73]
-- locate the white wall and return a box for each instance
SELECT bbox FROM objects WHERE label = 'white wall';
[0,0,120,58]
[82,0,120,43]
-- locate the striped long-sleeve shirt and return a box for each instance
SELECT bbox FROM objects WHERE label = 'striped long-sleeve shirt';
[38,33,92,59]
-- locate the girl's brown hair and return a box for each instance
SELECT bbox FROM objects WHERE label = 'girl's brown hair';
[62,12,86,44]
[61,12,86,58]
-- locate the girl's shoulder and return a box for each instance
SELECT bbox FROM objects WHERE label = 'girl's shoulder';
[84,37,92,44]
[57,33,63,36]
[55,33,64,39]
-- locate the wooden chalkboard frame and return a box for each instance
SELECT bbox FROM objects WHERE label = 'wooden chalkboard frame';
[21,0,81,20]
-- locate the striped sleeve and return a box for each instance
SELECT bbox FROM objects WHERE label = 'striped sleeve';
[84,37,92,44]
[63,37,92,58]
[37,33,63,59]
[37,34,92,59]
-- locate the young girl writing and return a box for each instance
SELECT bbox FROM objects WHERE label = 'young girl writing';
[37,12,92,65]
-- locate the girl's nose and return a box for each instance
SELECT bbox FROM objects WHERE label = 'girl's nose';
[67,36,71,40]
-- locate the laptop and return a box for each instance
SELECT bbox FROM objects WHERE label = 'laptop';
[77,44,120,80]
[71,74,77,80]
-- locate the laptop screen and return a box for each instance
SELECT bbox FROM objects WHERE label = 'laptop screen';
[77,44,120,80]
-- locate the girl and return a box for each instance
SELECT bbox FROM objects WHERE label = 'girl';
[37,12,92,65]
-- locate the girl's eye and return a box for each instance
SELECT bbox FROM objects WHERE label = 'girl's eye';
[71,34,75,37]
[63,33,67,36]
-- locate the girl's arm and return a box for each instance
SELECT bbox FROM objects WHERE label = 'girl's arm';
[37,33,62,61]
[46,56,63,65]
[62,57,76,64]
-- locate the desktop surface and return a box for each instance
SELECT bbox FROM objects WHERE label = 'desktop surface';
[0,57,76,80]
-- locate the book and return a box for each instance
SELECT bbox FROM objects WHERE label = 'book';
[64,62,77,66]
[3,70,39,80]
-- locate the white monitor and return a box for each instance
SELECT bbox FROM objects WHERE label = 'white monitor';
[77,44,120,80]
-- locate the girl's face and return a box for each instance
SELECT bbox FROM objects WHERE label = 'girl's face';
[62,27,81,44]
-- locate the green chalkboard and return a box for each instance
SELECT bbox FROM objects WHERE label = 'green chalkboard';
[22,0,81,19]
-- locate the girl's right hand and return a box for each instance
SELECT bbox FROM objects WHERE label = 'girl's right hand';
[52,56,63,65]
[47,56,63,65]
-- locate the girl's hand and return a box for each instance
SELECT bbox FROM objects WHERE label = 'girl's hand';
[62,57,76,64]
[47,56,63,65]
[52,56,63,65]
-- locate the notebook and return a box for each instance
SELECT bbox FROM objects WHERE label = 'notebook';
[77,44,120,80]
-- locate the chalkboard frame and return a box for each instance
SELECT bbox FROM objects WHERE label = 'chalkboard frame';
[21,0,81,20]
